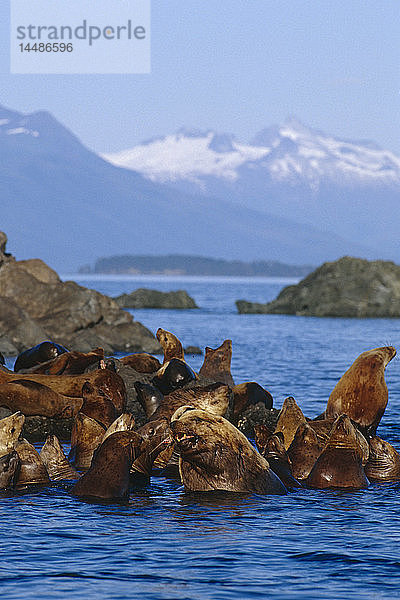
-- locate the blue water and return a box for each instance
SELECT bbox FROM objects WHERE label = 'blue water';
[2,275,400,600]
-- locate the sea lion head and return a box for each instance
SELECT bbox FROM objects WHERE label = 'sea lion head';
[134,382,164,419]
[0,450,20,490]
[198,340,234,386]
[0,411,25,455]
[365,436,400,481]
[152,358,196,395]
[156,328,184,363]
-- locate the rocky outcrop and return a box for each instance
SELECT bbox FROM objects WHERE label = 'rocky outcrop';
[0,233,161,356]
[236,257,400,318]
[115,288,198,309]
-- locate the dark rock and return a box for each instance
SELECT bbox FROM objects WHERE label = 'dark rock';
[236,405,280,438]
[115,288,198,309]
[236,256,400,318]
[0,259,161,356]
[184,346,202,355]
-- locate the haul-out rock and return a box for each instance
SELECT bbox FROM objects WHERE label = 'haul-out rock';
[236,257,400,318]
[115,288,198,309]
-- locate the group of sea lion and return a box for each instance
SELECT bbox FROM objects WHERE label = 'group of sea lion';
[0,331,397,499]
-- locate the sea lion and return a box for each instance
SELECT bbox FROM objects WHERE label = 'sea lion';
[80,381,117,428]
[0,380,82,418]
[72,431,142,500]
[120,353,162,373]
[102,413,136,443]
[156,328,185,364]
[254,423,276,455]
[259,432,302,489]
[134,382,164,419]
[40,435,79,481]
[131,418,173,480]
[287,423,323,481]
[0,369,127,413]
[14,341,69,372]
[69,413,106,471]
[15,439,50,487]
[308,418,369,466]
[0,451,20,490]
[150,382,231,422]
[306,414,369,489]
[325,346,396,435]
[198,340,234,387]
[233,382,273,422]
[152,358,197,395]
[274,396,307,450]
[364,436,400,481]
[0,411,25,456]
[171,407,287,494]
[19,348,104,375]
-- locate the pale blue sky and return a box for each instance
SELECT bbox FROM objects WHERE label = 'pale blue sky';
[1,0,399,153]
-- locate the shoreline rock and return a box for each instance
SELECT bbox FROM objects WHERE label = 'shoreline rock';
[115,288,198,310]
[236,256,400,318]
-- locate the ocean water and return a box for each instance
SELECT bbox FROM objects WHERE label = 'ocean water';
[2,275,400,600]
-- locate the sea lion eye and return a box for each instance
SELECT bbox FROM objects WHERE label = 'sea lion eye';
[148,428,154,436]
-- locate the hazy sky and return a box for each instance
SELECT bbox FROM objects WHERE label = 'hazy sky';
[1,1,399,153]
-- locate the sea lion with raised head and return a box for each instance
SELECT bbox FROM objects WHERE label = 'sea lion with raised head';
[287,423,323,481]
[69,413,106,471]
[101,413,136,443]
[14,341,69,372]
[274,396,307,450]
[15,439,50,487]
[258,432,302,489]
[40,435,79,481]
[325,346,396,435]
[156,328,185,364]
[171,407,287,494]
[131,418,173,481]
[0,451,20,490]
[0,411,25,456]
[198,340,234,387]
[80,381,117,428]
[72,431,142,500]
[0,380,82,418]
[364,436,400,481]
[152,358,197,395]
[134,382,164,420]
[120,353,162,373]
[306,414,369,489]
[308,418,369,466]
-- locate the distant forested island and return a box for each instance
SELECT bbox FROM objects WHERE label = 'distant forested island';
[79,255,314,277]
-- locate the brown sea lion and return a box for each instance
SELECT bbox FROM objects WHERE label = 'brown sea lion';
[152,358,197,395]
[15,439,50,487]
[274,396,307,450]
[0,411,25,456]
[20,348,104,375]
[69,413,106,471]
[308,418,369,466]
[254,423,276,455]
[260,432,302,489]
[131,418,173,480]
[120,353,161,373]
[156,328,185,364]
[0,369,127,414]
[0,380,82,418]
[134,382,164,420]
[325,346,396,435]
[72,431,142,500]
[150,382,231,422]
[364,436,400,481]
[40,435,79,481]
[233,382,273,422]
[14,341,69,372]
[80,381,117,428]
[198,340,234,387]
[102,413,136,443]
[306,414,369,489]
[287,423,323,481]
[0,451,20,490]
[171,407,287,494]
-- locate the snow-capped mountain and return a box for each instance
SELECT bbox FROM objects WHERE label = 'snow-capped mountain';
[102,119,400,263]
[103,118,400,190]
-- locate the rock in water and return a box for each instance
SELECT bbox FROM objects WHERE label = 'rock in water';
[115,288,198,309]
[236,256,400,317]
